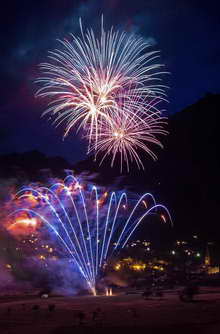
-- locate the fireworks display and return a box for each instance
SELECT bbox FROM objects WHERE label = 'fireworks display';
[9,174,172,295]
[88,89,168,171]
[36,19,168,171]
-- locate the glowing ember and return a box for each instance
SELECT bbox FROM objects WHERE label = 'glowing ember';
[7,217,38,236]
[105,288,113,296]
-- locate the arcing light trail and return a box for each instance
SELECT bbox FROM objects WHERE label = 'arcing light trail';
[9,175,172,295]
[88,91,168,172]
[36,18,168,171]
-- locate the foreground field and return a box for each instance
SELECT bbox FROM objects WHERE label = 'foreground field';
[0,287,220,333]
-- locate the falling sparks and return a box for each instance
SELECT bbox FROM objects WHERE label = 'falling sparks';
[160,214,167,223]
[88,96,168,172]
[36,18,169,172]
[9,174,172,295]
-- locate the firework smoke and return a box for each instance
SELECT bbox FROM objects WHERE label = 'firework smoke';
[8,174,171,295]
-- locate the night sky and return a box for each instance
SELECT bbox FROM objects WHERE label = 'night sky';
[0,0,219,163]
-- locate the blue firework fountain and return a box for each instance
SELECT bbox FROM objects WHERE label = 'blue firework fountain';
[10,174,172,295]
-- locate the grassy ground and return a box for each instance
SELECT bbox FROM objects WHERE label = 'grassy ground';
[0,287,220,333]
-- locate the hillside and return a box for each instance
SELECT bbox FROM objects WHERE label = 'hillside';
[0,93,219,239]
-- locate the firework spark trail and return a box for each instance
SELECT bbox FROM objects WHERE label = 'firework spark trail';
[15,187,94,284]
[9,175,172,295]
[36,19,169,171]
[88,93,168,172]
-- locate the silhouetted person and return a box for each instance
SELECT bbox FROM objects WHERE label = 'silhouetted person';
[21,304,26,311]
[6,307,12,315]
[142,288,152,299]
[155,289,164,299]
[179,281,199,302]
[32,305,40,311]
[77,311,85,325]
[92,307,104,326]
[32,304,40,321]
[48,304,56,312]
[128,307,139,326]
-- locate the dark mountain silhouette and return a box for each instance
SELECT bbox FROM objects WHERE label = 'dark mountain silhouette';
[0,150,72,181]
[0,93,218,239]
[74,93,218,239]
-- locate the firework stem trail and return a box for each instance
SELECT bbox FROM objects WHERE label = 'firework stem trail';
[99,191,117,267]
[9,209,89,282]
[9,176,172,294]
[121,204,173,249]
